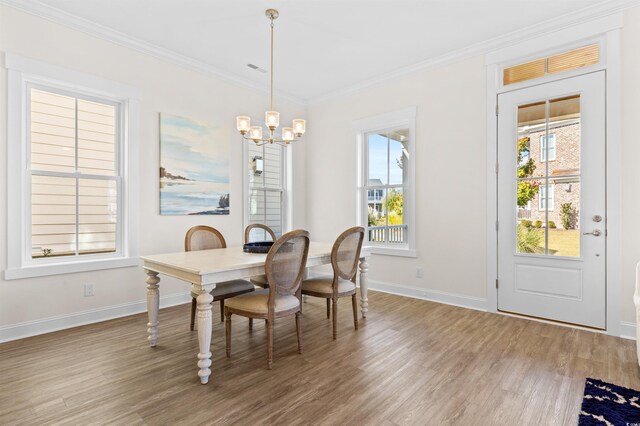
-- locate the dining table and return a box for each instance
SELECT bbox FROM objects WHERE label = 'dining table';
[140,242,372,384]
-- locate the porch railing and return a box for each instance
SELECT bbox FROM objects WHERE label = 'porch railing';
[368,225,406,244]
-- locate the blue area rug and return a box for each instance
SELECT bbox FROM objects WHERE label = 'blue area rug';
[579,378,640,425]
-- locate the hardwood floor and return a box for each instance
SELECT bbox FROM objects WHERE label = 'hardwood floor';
[0,290,638,425]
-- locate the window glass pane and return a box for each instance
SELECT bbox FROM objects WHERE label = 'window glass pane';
[504,58,546,85]
[516,178,544,254]
[78,179,117,254]
[367,133,388,185]
[547,95,581,258]
[548,44,599,75]
[263,143,282,189]
[77,99,116,176]
[248,190,282,238]
[388,129,408,185]
[248,142,264,188]
[368,188,386,243]
[31,175,76,258]
[386,187,405,244]
[30,88,76,173]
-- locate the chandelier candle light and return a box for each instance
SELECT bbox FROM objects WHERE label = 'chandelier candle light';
[236,9,306,146]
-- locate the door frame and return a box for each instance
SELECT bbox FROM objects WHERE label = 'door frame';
[485,14,623,337]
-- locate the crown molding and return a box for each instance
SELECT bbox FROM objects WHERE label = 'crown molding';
[1,0,638,106]
[307,0,639,105]
[0,0,308,106]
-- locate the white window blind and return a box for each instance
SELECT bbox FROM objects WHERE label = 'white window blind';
[29,87,120,259]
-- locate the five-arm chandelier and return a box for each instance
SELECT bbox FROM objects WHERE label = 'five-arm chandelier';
[236,9,306,146]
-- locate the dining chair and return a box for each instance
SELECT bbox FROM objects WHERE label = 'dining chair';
[245,224,276,289]
[186,225,255,329]
[301,226,364,340]
[225,229,310,370]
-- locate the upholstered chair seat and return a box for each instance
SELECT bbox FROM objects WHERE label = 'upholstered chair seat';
[225,289,300,315]
[249,274,269,288]
[301,277,356,297]
[190,279,255,301]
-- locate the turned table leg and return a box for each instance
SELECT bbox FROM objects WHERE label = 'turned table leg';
[145,270,160,347]
[196,290,213,384]
[359,257,369,318]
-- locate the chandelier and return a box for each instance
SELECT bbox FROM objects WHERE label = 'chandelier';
[236,9,306,146]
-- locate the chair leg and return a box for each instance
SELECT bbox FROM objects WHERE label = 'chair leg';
[295,312,302,354]
[266,319,274,370]
[332,298,338,340]
[190,297,196,331]
[326,299,331,319]
[249,318,253,330]
[225,310,232,358]
[219,300,224,322]
[352,294,358,330]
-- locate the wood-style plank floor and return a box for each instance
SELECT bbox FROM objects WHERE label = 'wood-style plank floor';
[0,291,638,425]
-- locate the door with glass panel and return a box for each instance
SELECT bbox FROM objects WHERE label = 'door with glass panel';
[497,72,605,328]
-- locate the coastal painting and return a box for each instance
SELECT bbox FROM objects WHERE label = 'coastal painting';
[159,113,230,215]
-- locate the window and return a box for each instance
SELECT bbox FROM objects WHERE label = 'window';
[355,107,416,257]
[539,184,555,211]
[540,134,556,162]
[245,142,286,240]
[6,55,139,279]
[503,44,600,86]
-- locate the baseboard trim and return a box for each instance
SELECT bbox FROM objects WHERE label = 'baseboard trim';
[0,292,192,344]
[366,280,488,312]
[621,321,637,340]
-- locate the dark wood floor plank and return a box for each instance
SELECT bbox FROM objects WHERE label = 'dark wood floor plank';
[0,290,638,425]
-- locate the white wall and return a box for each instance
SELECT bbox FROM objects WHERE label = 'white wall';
[305,6,640,329]
[0,5,306,339]
[1,3,638,341]
[306,55,488,301]
[621,6,640,326]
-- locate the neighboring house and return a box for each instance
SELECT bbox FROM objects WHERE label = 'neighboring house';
[367,179,384,213]
[518,119,581,229]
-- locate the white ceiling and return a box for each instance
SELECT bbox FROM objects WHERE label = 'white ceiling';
[14,0,626,102]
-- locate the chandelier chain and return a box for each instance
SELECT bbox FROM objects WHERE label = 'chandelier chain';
[270,17,274,111]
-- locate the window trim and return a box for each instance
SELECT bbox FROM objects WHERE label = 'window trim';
[5,54,140,280]
[540,133,556,162]
[354,107,417,257]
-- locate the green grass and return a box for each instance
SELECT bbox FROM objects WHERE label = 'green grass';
[531,229,580,257]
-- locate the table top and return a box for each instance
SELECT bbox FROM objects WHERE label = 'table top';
[140,243,371,285]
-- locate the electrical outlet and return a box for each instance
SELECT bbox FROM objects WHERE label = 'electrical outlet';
[416,267,424,278]
[84,283,94,297]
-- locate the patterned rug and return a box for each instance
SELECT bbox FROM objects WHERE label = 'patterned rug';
[579,378,640,425]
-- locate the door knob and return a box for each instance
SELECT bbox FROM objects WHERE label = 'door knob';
[583,229,602,237]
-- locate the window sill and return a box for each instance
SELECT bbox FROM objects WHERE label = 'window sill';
[370,247,417,258]
[4,257,140,280]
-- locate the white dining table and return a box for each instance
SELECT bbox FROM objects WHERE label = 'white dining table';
[140,242,372,384]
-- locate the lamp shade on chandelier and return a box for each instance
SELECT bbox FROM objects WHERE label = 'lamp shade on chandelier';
[236,9,306,146]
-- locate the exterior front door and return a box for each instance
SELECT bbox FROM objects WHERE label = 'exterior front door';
[497,71,606,329]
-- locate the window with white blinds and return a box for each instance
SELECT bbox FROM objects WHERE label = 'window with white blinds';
[246,142,284,240]
[29,87,120,259]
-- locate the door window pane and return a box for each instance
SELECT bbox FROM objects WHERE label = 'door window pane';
[515,95,581,258]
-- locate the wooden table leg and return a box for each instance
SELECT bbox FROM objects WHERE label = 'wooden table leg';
[359,257,369,318]
[145,270,160,347]
[196,290,213,384]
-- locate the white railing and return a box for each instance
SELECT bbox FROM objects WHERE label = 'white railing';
[368,225,406,244]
